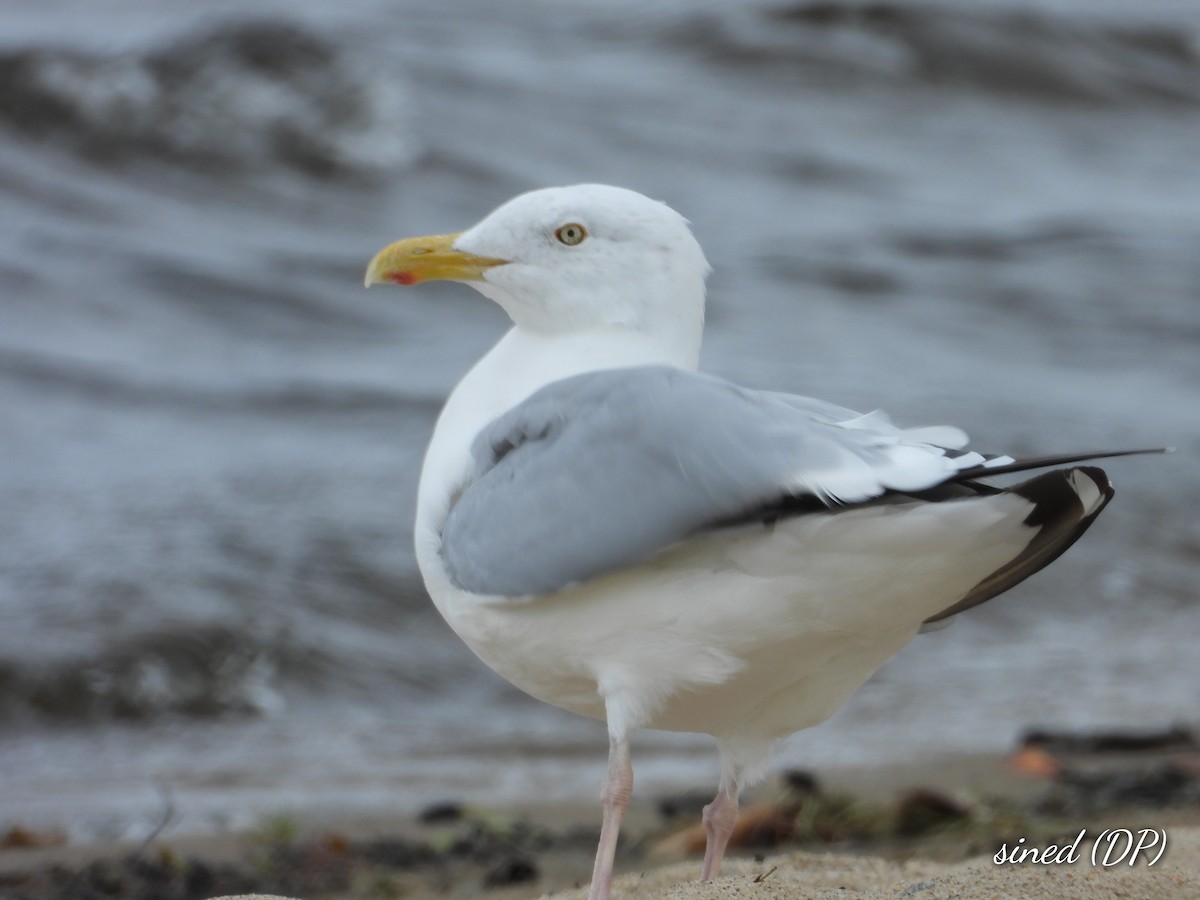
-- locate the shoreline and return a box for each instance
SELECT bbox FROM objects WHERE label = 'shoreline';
[0,746,1051,865]
[4,734,1198,898]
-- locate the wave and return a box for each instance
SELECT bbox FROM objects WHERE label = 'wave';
[0,19,419,180]
[0,570,443,729]
[669,2,1200,105]
[0,624,311,725]
[0,348,441,416]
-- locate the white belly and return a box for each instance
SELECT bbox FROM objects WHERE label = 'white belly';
[417,491,1035,742]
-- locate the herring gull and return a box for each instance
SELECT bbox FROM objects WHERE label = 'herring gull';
[364,184,1160,899]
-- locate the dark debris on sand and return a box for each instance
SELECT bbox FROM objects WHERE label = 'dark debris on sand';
[0,818,543,900]
[1025,724,1200,817]
[3,726,1198,899]
[0,851,259,900]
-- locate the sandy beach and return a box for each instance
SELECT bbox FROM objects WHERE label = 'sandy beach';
[5,741,1199,899]
[554,829,1200,900]
[20,835,1198,900]
[203,828,1200,899]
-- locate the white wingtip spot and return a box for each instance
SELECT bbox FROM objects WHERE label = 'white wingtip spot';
[1068,469,1105,515]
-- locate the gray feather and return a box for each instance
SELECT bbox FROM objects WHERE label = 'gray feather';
[440,366,974,597]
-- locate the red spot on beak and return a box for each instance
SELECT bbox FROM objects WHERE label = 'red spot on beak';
[388,271,417,286]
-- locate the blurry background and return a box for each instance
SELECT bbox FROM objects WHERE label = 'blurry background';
[1,0,1197,843]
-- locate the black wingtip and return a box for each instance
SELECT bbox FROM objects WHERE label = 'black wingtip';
[923,464,1116,625]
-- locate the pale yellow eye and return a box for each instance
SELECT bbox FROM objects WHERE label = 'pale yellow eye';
[554,223,588,246]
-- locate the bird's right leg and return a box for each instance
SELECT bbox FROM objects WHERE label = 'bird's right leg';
[700,771,740,881]
[588,732,633,900]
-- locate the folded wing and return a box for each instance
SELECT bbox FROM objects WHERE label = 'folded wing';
[440,366,1006,597]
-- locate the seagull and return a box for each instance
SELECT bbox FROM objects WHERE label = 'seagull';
[364,184,1159,899]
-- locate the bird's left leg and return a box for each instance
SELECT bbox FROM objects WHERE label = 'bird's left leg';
[588,731,632,900]
[700,766,741,881]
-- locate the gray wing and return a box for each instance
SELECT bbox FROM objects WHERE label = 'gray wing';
[441,366,994,597]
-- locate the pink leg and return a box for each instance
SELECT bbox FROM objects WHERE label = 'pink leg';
[589,736,632,900]
[700,780,739,881]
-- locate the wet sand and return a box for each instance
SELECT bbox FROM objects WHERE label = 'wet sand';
[5,744,1199,899]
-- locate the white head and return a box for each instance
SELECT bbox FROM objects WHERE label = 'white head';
[365,184,709,350]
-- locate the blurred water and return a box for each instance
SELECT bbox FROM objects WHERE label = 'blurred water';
[1,0,1198,841]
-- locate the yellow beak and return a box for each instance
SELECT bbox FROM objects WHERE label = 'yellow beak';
[363,232,507,287]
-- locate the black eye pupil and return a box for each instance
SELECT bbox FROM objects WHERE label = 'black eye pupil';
[557,223,586,244]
